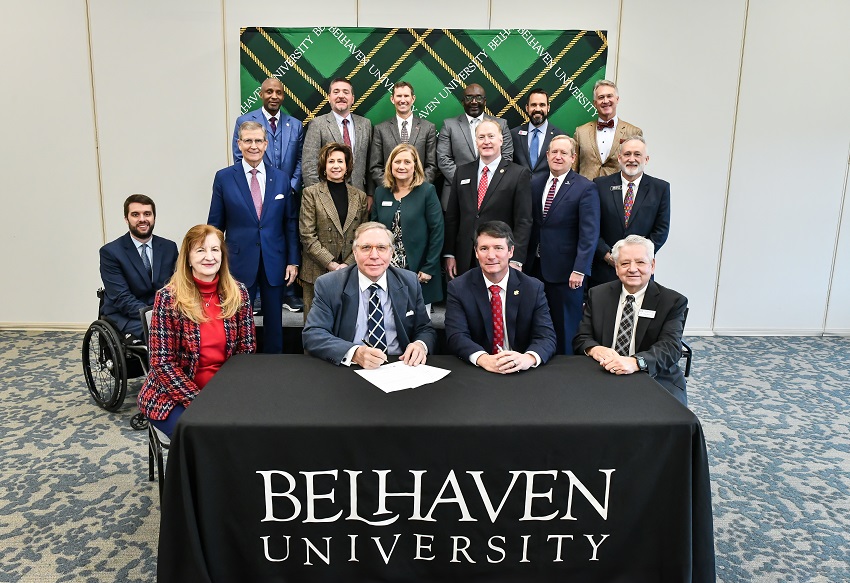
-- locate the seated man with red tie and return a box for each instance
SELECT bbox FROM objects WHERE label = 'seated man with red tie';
[444,221,557,374]
[573,235,689,406]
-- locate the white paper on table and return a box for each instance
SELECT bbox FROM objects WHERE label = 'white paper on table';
[354,361,451,393]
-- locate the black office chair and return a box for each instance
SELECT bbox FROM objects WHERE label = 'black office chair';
[138,305,170,497]
[82,289,148,412]
[681,308,692,377]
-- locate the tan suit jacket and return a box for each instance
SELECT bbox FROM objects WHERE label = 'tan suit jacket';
[573,119,642,179]
[299,182,368,285]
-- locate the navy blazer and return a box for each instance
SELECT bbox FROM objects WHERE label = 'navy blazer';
[302,265,437,365]
[208,162,299,289]
[573,280,688,405]
[99,232,178,336]
[443,159,532,274]
[525,169,600,283]
[445,268,557,364]
[509,122,565,184]
[232,108,303,194]
[591,172,670,284]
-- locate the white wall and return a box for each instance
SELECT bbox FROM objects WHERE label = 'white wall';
[1,0,848,334]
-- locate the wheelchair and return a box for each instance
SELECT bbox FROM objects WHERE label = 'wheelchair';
[81,289,150,429]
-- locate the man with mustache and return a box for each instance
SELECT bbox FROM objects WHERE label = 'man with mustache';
[589,136,670,288]
[510,88,565,185]
[573,80,643,179]
[436,83,513,209]
[99,194,178,343]
[302,77,373,201]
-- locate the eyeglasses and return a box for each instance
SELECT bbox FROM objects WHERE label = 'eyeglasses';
[239,139,266,146]
[463,95,485,103]
[355,244,391,254]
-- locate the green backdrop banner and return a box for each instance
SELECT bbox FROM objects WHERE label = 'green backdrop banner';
[240,27,607,135]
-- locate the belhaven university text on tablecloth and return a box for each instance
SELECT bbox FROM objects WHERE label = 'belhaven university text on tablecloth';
[255,467,615,566]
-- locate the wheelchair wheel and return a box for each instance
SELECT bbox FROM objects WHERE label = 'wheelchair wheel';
[82,321,127,411]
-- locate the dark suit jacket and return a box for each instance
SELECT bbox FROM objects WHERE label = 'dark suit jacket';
[208,162,299,288]
[591,172,671,285]
[525,169,600,282]
[510,122,565,184]
[302,265,437,365]
[443,159,532,274]
[369,115,437,185]
[231,108,303,193]
[445,268,557,364]
[99,233,178,336]
[436,113,513,207]
[573,280,688,405]
[302,112,373,194]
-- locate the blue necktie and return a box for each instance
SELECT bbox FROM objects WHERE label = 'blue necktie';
[529,128,541,168]
[366,284,387,352]
[140,243,152,279]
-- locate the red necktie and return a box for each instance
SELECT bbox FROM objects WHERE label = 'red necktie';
[249,169,262,219]
[489,285,504,355]
[477,166,489,209]
[543,176,559,218]
[597,119,614,130]
[624,182,635,226]
[269,116,277,133]
[342,118,352,147]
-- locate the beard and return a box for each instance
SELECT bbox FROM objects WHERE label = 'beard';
[128,221,155,240]
[621,163,644,178]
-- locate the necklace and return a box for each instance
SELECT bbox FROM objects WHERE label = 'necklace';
[200,291,216,308]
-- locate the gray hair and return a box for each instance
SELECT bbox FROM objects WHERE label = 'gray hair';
[593,79,619,96]
[352,221,394,250]
[620,134,648,153]
[238,121,266,139]
[548,134,576,155]
[612,235,655,262]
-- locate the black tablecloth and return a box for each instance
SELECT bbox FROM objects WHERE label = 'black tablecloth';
[158,355,715,583]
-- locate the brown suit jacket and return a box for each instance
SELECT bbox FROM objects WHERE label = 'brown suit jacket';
[298,182,368,285]
[573,119,642,180]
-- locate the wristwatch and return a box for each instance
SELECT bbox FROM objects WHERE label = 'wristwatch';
[635,355,648,372]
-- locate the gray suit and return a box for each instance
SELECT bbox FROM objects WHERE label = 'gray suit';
[302,265,437,365]
[436,114,513,208]
[370,115,437,186]
[302,112,373,194]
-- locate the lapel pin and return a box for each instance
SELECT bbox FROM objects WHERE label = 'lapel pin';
[565,181,570,186]
[500,169,505,173]
[513,290,519,295]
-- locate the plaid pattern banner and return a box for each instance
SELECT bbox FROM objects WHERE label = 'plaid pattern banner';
[240,27,608,134]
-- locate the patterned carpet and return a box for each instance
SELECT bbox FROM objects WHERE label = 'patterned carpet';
[0,331,848,582]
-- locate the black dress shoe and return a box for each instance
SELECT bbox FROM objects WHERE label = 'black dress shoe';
[282,296,304,312]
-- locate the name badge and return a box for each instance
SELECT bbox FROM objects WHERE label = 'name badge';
[382,200,393,206]
[518,130,528,136]
[611,185,622,191]
[461,178,471,185]
[638,309,656,318]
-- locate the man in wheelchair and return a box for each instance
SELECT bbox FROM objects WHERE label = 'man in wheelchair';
[99,194,178,343]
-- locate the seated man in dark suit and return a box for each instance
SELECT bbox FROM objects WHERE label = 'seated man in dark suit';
[445,221,557,374]
[303,222,436,369]
[99,194,178,342]
[573,235,689,406]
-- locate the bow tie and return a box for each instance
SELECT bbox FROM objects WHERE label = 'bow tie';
[596,119,615,130]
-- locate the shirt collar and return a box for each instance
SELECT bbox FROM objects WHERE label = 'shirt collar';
[621,172,643,190]
[598,115,618,129]
[358,270,388,293]
[332,111,352,126]
[619,282,648,303]
[262,107,278,122]
[129,235,151,248]
[479,156,502,174]
[482,269,510,292]
[241,159,266,175]
[530,120,548,134]
[466,113,484,125]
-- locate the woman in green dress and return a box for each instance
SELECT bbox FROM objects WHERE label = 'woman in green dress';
[371,143,444,309]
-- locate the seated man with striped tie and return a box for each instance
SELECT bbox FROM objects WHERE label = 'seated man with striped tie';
[302,222,436,369]
[99,194,178,344]
[444,221,557,374]
[573,235,689,406]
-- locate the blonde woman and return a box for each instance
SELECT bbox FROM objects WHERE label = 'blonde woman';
[138,224,255,437]
[371,143,444,308]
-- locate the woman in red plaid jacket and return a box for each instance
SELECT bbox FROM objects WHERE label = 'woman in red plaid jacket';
[138,224,256,437]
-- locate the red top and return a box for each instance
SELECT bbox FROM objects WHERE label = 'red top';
[194,276,226,389]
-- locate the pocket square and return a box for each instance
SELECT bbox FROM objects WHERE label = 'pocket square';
[274,193,285,200]
[405,310,414,317]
